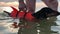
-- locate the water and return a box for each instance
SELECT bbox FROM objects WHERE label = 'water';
[0,13,60,34]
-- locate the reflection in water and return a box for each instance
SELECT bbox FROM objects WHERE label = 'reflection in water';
[39,17,58,34]
[0,13,59,34]
[18,16,59,34]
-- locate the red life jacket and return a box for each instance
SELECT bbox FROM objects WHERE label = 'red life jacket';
[17,11,25,19]
[10,6,25,19]
[25,12,35,21]
[10,6,35,21]
[10,6,18,18]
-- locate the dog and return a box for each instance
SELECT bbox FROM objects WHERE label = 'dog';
[4,7,60,20]
[32,7,60,19]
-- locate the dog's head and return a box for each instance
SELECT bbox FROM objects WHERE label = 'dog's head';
[32,7,60,19]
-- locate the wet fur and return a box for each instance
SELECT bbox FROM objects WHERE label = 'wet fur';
[32,7,60,19]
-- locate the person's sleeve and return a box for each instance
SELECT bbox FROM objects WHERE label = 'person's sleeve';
[42,0,58,11]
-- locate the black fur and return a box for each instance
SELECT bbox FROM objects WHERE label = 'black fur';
[32,7,60,19]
